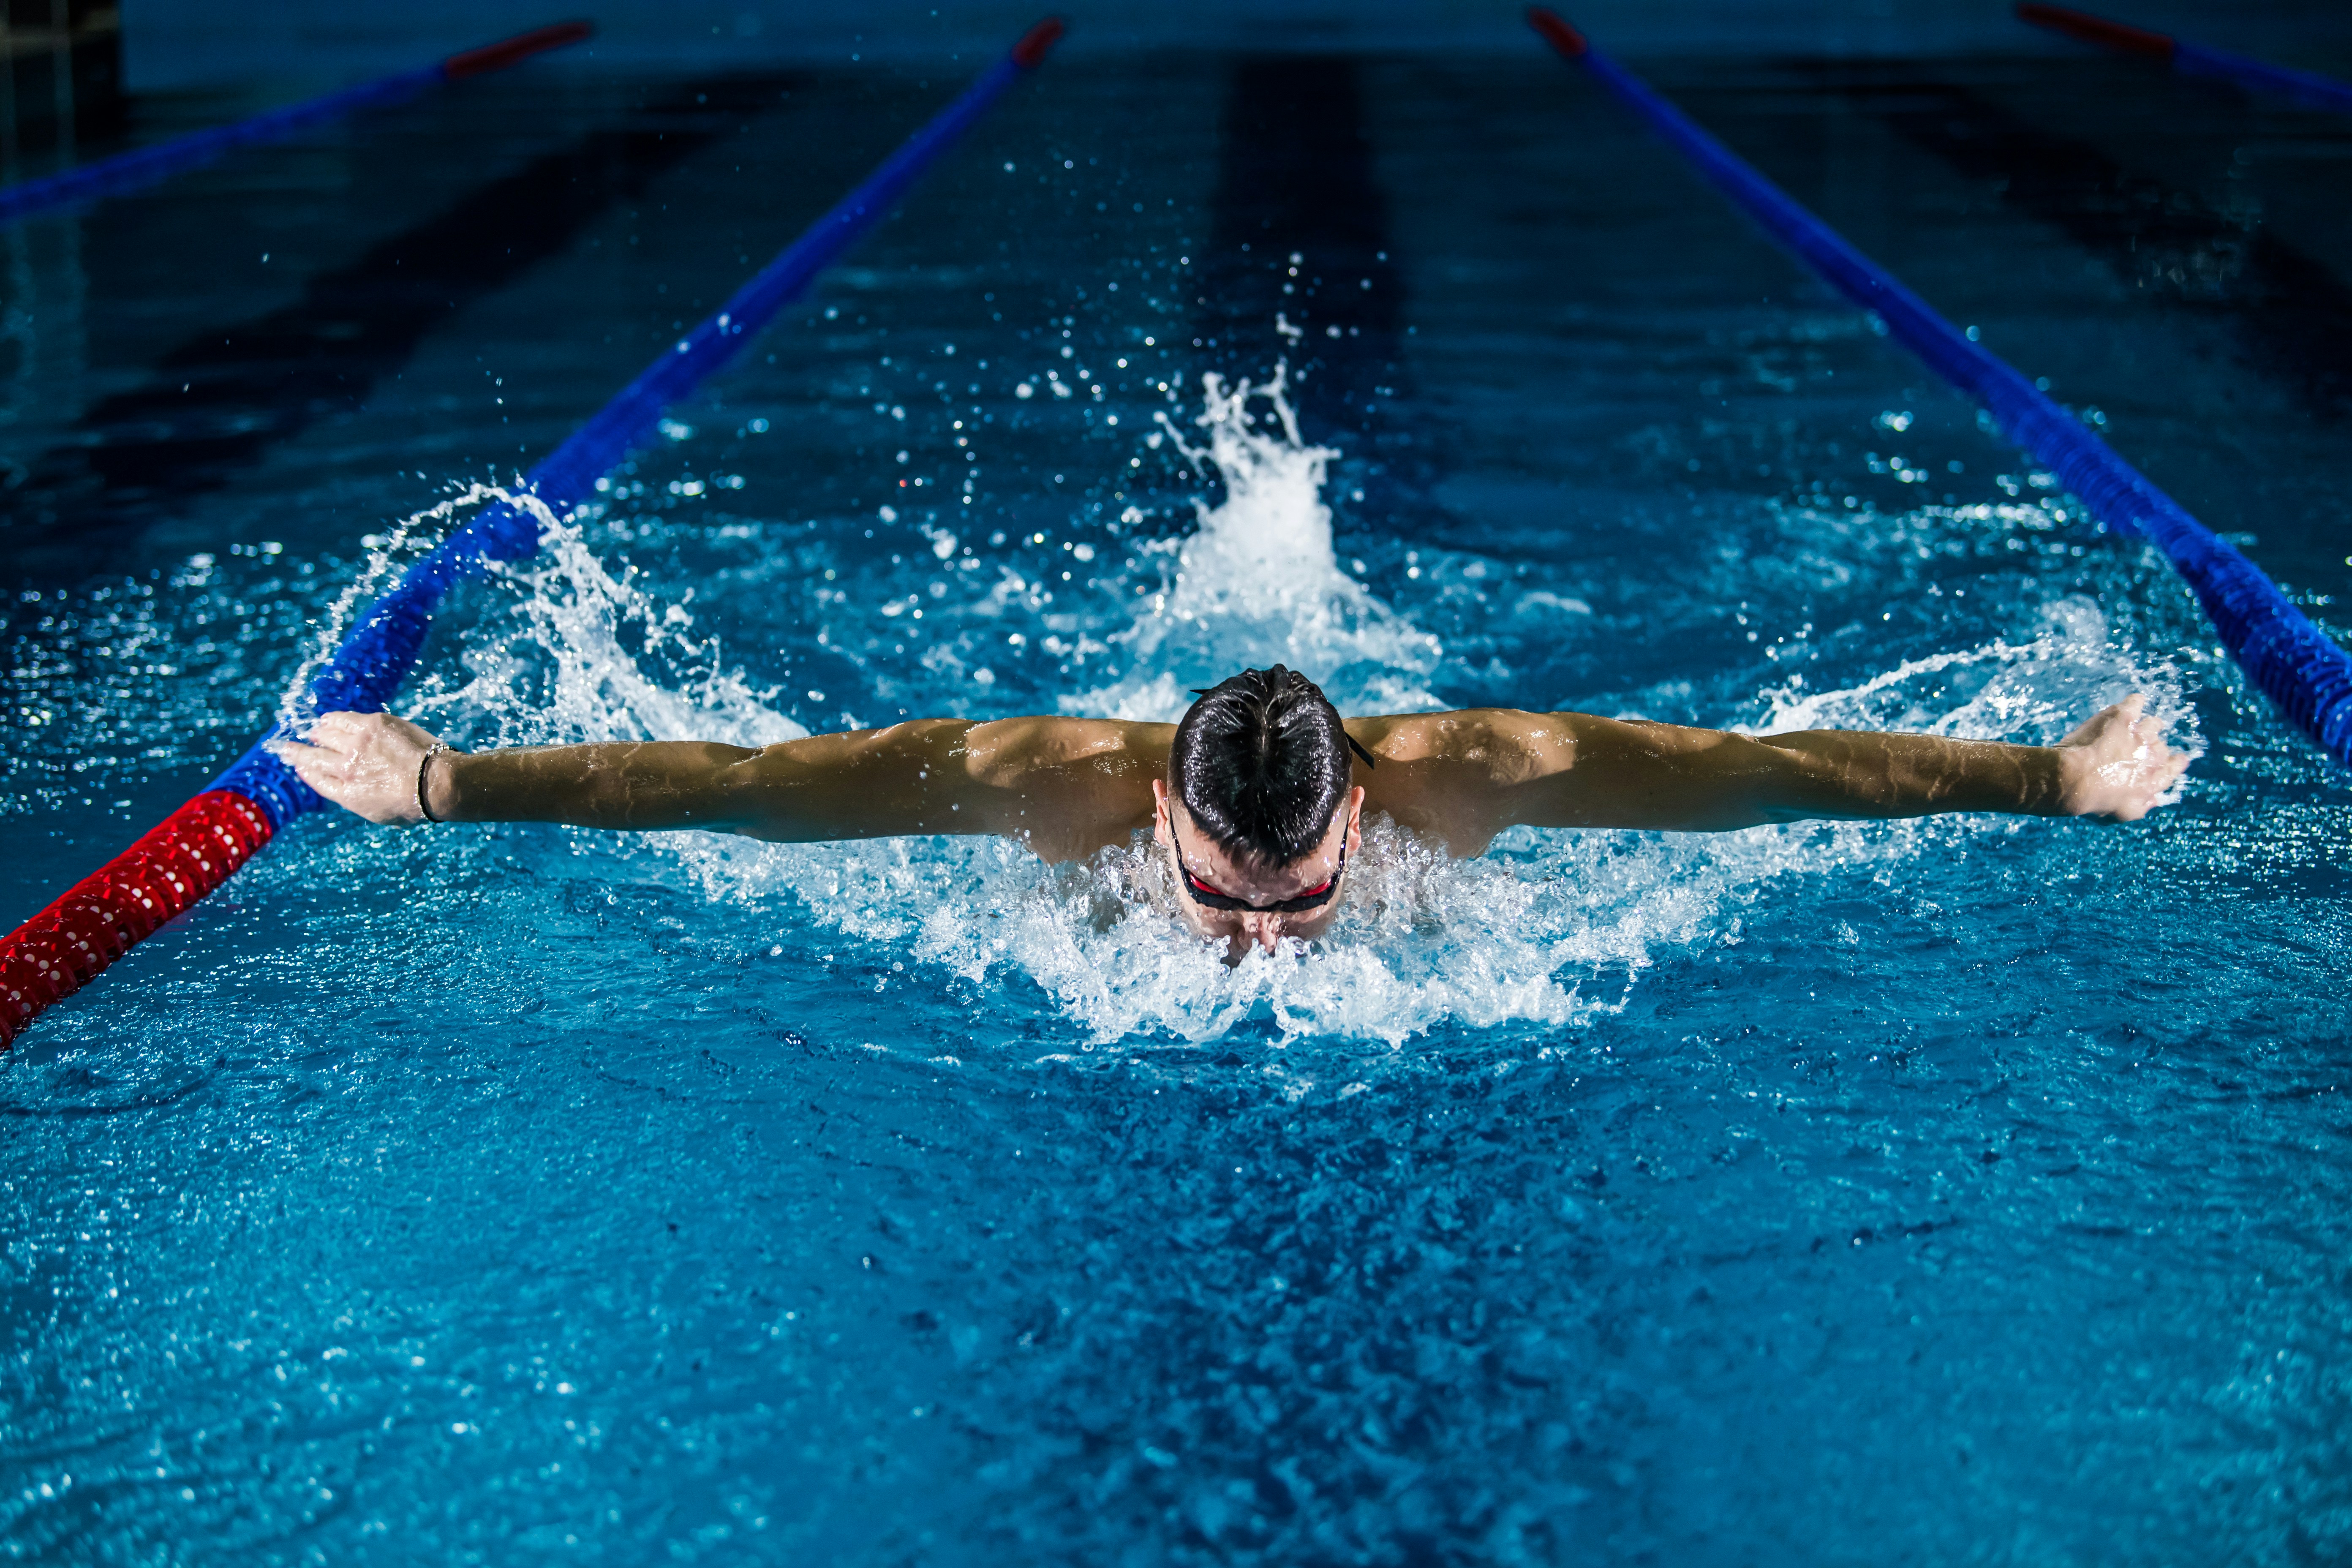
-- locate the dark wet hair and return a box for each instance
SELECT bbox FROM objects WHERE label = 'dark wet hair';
[1170,666,1372,868]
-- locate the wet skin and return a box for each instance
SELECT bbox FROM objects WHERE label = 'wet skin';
[281,697,2189,956]
[1152,780,1364,957]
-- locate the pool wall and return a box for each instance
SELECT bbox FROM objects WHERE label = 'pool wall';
[119,0,2352,90]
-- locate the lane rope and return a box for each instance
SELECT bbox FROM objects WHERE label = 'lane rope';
[1527,8,2352,774]
[0,17,1068,1050]
[0,21,594,229]
[2017,4,2352,116]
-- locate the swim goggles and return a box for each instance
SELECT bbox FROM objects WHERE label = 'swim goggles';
[1164,806,1349,915]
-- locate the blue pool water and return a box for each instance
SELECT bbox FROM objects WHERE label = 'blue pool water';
[6,42,2352,1564]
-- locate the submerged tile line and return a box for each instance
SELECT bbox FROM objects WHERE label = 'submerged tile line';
[1199,56,1440,528]
[1782,60,2352,419]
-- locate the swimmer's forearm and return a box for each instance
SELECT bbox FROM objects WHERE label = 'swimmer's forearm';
[1734,730,2070,825]
[435,741,769,831]
[1527,717,2070,830]
[433,729,978,839]
[429,718,1144,845]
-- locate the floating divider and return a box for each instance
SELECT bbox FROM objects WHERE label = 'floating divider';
[1527,8,2352,773]
[0,21,593,229]
[2017,4,2352,117]
[0,17,1068,1049]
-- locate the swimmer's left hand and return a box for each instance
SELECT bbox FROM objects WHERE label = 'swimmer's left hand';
[2053,694,2190,821]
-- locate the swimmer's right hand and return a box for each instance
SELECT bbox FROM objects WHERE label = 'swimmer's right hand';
[272,710,454,826]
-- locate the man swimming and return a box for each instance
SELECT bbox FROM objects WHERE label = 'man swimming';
[281,664,2188,958]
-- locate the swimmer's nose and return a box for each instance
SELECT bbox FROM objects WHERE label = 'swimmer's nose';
[1239,912,1283,953]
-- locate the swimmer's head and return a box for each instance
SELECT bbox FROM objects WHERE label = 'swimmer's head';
[1169,666,1358,868]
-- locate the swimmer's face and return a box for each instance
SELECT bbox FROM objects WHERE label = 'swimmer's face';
[1151,778,1365,959]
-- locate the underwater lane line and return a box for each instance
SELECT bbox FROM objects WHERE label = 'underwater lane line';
[1790,60,2352,422]
[0,18,1070,1051]
[1526,8,2352,777]
[2017,4,2352,117]
[0,22,593,229]
[1198,57,1438,530]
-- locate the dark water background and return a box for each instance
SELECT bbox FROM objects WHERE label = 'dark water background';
[4,41,2350,1565]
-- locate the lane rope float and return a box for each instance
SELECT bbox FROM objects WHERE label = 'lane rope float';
[1527,8,2352,773]
[2017,4,2352,116]
[0,21,594,229]
[0,17,1069,1050]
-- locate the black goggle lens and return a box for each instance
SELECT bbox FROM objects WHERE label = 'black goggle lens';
[1168,814,1348,915]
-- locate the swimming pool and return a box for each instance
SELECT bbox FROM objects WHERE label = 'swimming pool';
[5,37,2352,1563]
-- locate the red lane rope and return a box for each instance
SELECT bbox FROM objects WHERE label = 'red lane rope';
[0,18,1067,1055]
[0,792,276,1048]
[2014,4,2175,59]
[1011,17,1066,68]
[1526,6,1588,57]
[443,20,596,80]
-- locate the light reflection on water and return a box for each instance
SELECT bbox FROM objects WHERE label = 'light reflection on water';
[5,51,2351,1568]
[333,366,2196,1049]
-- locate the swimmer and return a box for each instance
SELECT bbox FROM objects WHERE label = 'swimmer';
[280,665,2188,958]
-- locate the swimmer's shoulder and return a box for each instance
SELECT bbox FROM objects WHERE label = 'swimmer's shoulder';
[959,714,1175,787]
[952,715,1169,861]
[1342,708,1594,856]
[1346,707,1585,786]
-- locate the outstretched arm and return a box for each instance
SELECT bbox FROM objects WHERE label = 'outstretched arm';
[1353,696,2189,853]
[277,710,1169,862]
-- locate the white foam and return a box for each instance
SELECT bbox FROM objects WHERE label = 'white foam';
[380,390,2197,1048]
[1073,364,1441,720]
[429,520,804,750]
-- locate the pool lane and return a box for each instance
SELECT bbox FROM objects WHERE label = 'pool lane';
[1198,57,1436,534]
[1798,58,2352,421]
[0,73,798,587]
[1200,58,1410,416]
[1614,54,2352,610]
[5,47,2352,1568]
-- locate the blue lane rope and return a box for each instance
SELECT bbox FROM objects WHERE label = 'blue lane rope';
[2018,5,2352,117]
[2173,41,2352,116]
[0,22,593,229]
[210,18,1068,827]
[1528,8,2352,771]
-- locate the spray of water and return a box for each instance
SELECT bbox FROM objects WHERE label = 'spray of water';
[278,483,560,732]
[427,520,805,751]
[386,378,2192,1047]
[1074,364,1442,721]
[1753,593,2198,759]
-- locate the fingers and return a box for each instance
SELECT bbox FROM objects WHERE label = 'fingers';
[272,731,342,781]
[307,710,370,747]
[2060,690,2193,819]
[2059,698,2129,749]
[278,735,362,804]
[267,710,444,825]
[2062,693,2171,760]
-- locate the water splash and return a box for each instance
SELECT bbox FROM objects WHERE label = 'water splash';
[277,482,561,732]
[1750,594,2201,789]
[425,519,804,751]
[1074,364,1441,720]
[381,394,2200,1047]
